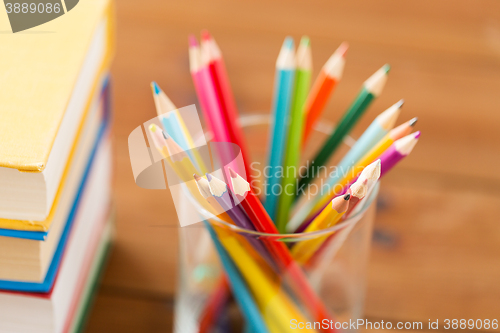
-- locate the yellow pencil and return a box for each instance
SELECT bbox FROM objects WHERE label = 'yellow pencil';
[213,224,316,333]
[193,175,314,332]
[307,117,417,219]
[292,193,350,264]
[151,82,208,174]
[148,124,209,212]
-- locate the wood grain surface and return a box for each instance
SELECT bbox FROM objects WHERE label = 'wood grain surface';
[86,0,500,331]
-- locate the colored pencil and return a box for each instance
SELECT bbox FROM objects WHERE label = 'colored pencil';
[344,161,381,218]
[305,164,379,267]
[190,35,244,180]
[228,168,340,332]
[189,35,214,134]
[276,36,312,233]
[288,116,416,232]
[151,81,176,114]
[205,173,276,269]
[198,277,231,333]
[301,99,402,199]
[208,222,312,333]
[193,173,233,223]
[379,131,420,177]
[264,37,296,221]
[344,179,367,218]
[344,160,381,218]
[298,64,390,189]
[295,130,419,233]
[302,42,348,144]
[201,31,254,182]
[203,221,271,333]
[291,193,350,264]
[148,125,217,218]
[151,82,208,173]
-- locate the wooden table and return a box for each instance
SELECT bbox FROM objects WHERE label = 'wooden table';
[85,0,500,331]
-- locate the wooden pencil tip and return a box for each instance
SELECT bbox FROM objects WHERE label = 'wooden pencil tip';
[205,173,212,181]
[337,42,349,57]
[162,131,169,140]
[344,193,351,201]
[201,30,211,42]
[228,167,237,178]
[300,36,310,47]
[409,117,418,127]
[382,64,391,74]
[397,99,405,107]
[151,81,161,95]
[188,34,199,47]
[193,173,201,181]
[149,124,157,133]
[414,131,421,139]
[283,36,294,49]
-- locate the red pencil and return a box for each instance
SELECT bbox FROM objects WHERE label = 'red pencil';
[228,168,339,333]
[202,31,254,182]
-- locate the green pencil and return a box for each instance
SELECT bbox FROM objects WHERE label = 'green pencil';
[276,36,312,233]
[298,64,390,190]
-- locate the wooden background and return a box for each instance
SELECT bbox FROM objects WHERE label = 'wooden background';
[86,0,500,331]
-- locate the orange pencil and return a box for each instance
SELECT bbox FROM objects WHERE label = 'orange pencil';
[302,42,348,145]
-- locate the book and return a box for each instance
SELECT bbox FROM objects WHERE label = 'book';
[0,137,112,333]
[0,81,109,284]
[64,215,113,333]
[0,0,114,223]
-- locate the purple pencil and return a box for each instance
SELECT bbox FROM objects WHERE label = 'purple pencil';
[205,173,277,270]
[295,131,420,233]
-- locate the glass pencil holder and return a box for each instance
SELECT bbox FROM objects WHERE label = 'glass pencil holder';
[174,114,379,333]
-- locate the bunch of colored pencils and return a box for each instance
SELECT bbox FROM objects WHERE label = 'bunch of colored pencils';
[148,31,420,333]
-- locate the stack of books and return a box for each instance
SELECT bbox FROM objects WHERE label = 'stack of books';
[0,1,114,332]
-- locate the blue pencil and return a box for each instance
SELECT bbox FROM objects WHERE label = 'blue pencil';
[287,100,403,232]
[203,221,270,333]
[264,37,296,221]
[151,82,206,172]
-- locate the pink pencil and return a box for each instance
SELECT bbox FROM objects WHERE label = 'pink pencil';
[189,35,244,183]
[201,31,254,183]
[189,35,214,134]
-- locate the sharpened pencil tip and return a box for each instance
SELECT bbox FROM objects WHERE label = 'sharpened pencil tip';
[382,64,391,74]
[188,34,199,48]
[151,81,161,95]
[283,36,294,49]
[205,173,212,181]
[344,193,351,201]
[300,36,310,47]
[149,124,157,133]
[409,117,418,127]
[337,42,349,57]
[414,131,421,139]
[193,173,201,181]
[398,99,405,107]
[162,131,169,140]
[228,167,237,178]
[201,30,211,42]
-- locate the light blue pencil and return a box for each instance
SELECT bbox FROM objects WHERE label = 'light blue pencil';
[264,37,296,221]
[287,99,403,232]
[151,82,206,172]
[203,221,270,333]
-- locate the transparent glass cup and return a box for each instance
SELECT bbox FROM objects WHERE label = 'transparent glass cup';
[174,115,378,333]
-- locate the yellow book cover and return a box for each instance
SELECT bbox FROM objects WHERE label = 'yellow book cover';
[0,0,115,230]
[0,0,114,171]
